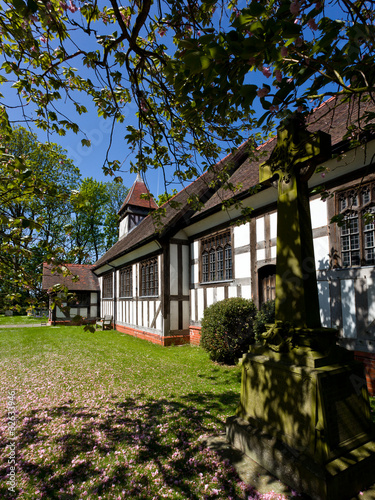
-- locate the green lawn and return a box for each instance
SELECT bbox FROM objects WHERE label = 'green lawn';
[0,315,47,325]
[0,327,292,500]
[0,327,373,499]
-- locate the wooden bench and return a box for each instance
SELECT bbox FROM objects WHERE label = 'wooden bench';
[95,315,113,330]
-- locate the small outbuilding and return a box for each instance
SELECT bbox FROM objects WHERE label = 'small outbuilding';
[42,263,100,324]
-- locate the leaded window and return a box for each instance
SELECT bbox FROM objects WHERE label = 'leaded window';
[140,258,159,296]
[102,273,113,298]
[119,266,133,297]
[338,183,375,267]
[200,230,233,282]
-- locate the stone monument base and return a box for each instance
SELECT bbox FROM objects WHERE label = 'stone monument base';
[226,331,375,500]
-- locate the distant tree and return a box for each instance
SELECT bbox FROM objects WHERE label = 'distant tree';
[0,121,80,311]
[103,181,129,250]
[68,178,129,262]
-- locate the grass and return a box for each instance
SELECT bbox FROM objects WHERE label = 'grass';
[0,315,47,326]
[0,327,303,500]
[0,327,373,499]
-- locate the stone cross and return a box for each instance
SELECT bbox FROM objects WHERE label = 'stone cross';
[260,115,331,329]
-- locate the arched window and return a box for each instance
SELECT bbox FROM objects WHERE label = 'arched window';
[337,183,375,266]
[200,230,232,282]
[140,258,159,296]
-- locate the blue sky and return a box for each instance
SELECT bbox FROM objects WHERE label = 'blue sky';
[1,1,347,197]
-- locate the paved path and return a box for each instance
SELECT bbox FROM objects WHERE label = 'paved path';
[0,323,49,328]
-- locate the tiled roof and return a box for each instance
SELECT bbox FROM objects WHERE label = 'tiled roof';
[93,142,250,270]
[118,174,158,213]
[42,263,100,292]
[195,95,375,215]
[94,96,374,272]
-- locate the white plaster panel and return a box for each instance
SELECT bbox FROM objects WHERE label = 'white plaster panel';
[241,285,251,299]
[313,236,329,270]
[216,287,225,302]
[170,244,178,295]
[340,279,357,339]
[170,301,179,330]
[234,223,250,248]
[317,281,331,328]
[182,245,189,295]
[143,302,148,327]
[206,287,214,308]
[235,252,251,279]
[257,248,266,261]
[270,212,277,240]
[138,302,143,327]
[228,286,237,298]
[197,288,204,321]
[156,301,162,331]
[183,301,189,329]
[191,241,199,260]
[271,246,277,259]
[191,263,199,286]
[56,308,64,318]
[190,290,196,322]
[90,292,97,304]
[91,306,97,318]
[367,276,375,324]
[310,198,327,229]
[256,217,265,242]
[149,301,155,328]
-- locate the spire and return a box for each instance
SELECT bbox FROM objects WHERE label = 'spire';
[118,174,158,240]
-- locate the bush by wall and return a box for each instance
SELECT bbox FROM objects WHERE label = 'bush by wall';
[253,300,276,342]
[200,297,257,364]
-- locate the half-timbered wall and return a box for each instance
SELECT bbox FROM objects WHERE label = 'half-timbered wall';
[54,291,99,322]
[114,256,163,338]
[168,239,190,340]
[190,223,252,325]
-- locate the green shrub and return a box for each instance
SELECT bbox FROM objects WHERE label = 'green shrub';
[253,300,275,342]
[200,297,257,364]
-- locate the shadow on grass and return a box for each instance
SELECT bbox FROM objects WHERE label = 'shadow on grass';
[0,390,273,499]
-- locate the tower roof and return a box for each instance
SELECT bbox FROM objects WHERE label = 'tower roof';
[118,174,158,214]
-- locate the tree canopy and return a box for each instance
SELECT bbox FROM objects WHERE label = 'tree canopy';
[0,124,128,312]
[0,0,374,191]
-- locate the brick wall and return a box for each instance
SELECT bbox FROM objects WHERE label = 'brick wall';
[189,326,201,346]
[116,324,190,346]
[354,351,375,397]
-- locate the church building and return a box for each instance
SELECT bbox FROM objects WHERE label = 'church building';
[89,97,375,395]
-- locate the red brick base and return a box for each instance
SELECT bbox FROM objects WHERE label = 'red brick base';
[189,326,201,346]
[115,324,190,346]
[354,351,375,397]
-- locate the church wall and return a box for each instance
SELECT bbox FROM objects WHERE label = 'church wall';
[189,221,252,326]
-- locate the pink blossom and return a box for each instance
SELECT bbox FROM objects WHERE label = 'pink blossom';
[39,36,47,43]
[158,28,167,37]
[296,36,303,47]
[290,0,300,16]
[280,46,288,57]
[247,57,256,66]
[262,67,272,78]
[308,18,318,30]
[269,105,279,112]
[274,69,282,82]
[257,87,269,98]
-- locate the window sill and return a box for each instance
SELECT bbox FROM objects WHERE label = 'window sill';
[200,279,234,285]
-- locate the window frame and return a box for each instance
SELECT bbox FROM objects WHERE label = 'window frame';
[200,229,233,283]
[102,272,113,299]
[337,182,375,267]
[119,266,133,298]
[139,257,159,297]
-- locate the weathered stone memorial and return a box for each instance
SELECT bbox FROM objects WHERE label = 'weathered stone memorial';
[226,115,375,500]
